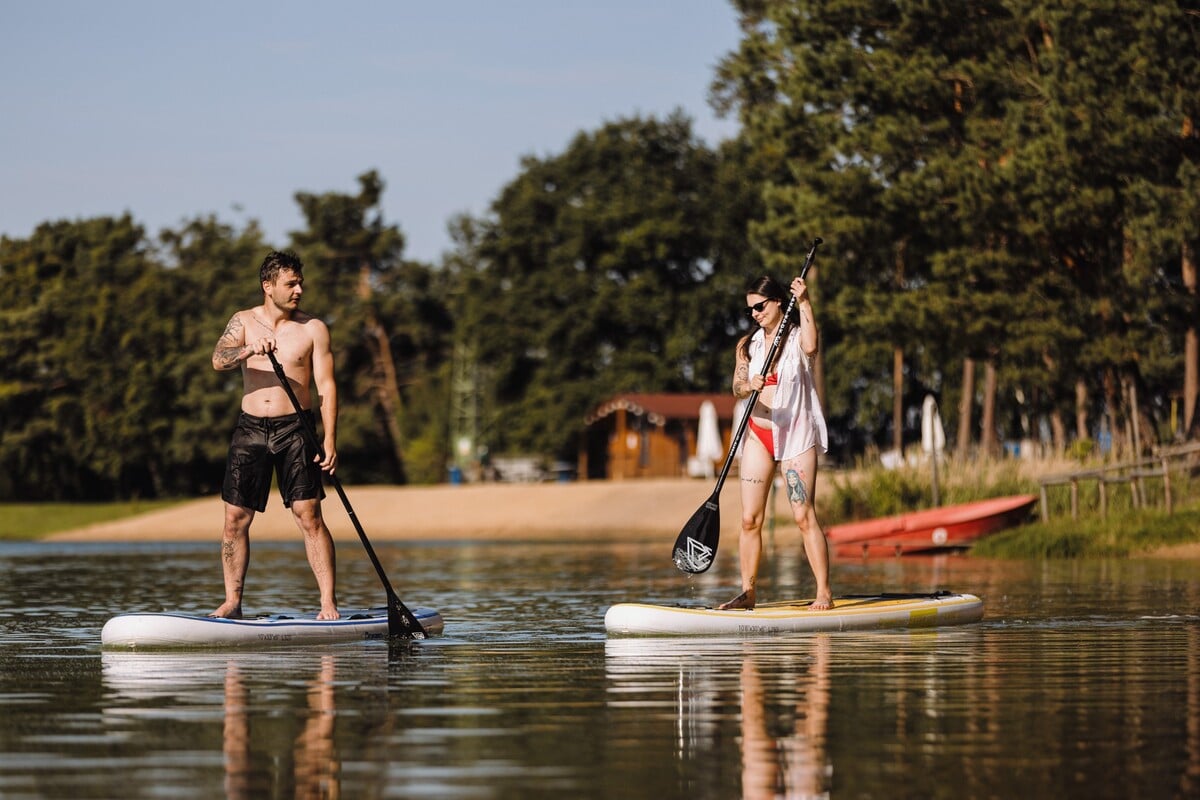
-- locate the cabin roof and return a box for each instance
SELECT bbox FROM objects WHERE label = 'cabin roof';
[585,393,736,425]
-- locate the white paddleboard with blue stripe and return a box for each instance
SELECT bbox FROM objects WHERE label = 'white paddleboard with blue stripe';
[101,606,443,648]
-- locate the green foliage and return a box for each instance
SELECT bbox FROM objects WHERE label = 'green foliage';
[0,215,184,499]
[713,0,1200,456]
[289,171,456,484]
[826,467,927,522]
[451,113,761,459]
[403,432,448,486]
[2,2,1200,499]
[973,506,1200,559]
[1066,438,1096,462]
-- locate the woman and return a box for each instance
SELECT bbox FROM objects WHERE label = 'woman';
[720,274,831,611]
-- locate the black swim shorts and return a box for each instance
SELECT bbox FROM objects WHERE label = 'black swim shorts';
[221,411,326,512]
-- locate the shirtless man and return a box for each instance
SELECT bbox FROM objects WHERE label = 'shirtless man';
[210,250,340,620]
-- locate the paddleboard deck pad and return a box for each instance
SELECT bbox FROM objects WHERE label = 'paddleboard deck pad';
[605,591,982,637]
[101,606,443,649]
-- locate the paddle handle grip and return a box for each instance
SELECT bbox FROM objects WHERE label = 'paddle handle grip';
[711,238,822,490]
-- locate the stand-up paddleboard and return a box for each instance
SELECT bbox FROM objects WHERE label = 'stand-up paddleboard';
[605,591,982,637]
[101,606,444,649]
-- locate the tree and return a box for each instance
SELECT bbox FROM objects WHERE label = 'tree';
[0,216,168,498]
[452,113,755,459]
[290,170,432,483]
[712,0,1200,460]
[156,215,271,494]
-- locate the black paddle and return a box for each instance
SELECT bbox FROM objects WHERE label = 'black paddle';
[672,238,823,573]
[266,350,427,639]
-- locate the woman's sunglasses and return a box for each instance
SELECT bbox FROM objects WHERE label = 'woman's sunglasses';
[744,299,776,317]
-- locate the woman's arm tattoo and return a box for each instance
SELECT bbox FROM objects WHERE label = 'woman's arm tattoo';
[733,362,750,397]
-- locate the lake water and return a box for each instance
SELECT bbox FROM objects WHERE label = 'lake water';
[0,536,1198,799]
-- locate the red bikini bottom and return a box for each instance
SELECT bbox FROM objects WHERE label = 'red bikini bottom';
[747,417,773,454]
[746,373,779,454]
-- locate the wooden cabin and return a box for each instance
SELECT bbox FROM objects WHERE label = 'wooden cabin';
[579,393,738,480]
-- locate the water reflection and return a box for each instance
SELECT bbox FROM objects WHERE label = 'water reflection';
[102,651,360,799]
[606,636,833,799]
[226,656,339,799]
[4,541,1200,799]
[738,638,830,800]
[1182,623,1200,799]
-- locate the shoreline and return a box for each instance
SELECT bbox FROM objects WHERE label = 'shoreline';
[43,478,799,543]
[38,477,1200,559]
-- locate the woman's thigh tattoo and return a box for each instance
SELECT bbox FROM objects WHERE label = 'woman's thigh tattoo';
[785,468,808,505]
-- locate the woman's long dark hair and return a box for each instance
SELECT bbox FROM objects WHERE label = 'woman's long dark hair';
[738,275,799,363]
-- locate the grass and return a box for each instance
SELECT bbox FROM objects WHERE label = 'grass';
[973,505,1200,558]
[821,457,1041,524]
[813,453,1200,558]
[0,499,183,541]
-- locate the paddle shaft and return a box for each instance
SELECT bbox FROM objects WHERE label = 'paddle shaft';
[265,351,426,639]
[709,238,823,496]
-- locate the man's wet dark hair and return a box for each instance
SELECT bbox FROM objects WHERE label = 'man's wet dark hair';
[260,250,304,285]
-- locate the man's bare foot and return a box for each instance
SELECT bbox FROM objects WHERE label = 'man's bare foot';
[316,606,340,621]
[718,589,756,610]
[809,593,833,611]
[209,603,242,619]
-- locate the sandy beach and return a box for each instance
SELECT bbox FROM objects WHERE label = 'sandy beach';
[44,478,800,544]
[41,476,1200,558]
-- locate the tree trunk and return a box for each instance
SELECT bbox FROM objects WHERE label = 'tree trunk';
[1103,367,1122,457]
[980,360,998,458]
[811,264,828,414]
[957,358,975,459]
[1050,409,1066,453]
[891,243,906,458]
[1127,376,1142,457]
[893,346,904,456]
[1075,378,1089,440]
[358,265,407,478]
[1182,240,1198,438]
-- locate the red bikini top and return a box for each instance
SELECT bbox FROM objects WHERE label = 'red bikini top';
[764,373,779,386]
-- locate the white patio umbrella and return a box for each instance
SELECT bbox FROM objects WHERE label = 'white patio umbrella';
[695,400,724,479]
[922,394,946,505]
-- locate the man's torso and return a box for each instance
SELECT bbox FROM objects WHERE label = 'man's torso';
[238,310,316,417]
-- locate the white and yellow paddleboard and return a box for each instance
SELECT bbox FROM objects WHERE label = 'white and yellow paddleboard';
[604,591,982,637]
[101,606,443,649]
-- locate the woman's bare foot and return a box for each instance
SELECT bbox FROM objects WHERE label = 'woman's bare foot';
[718,589,757,610]
[209,603,242,619]
[808,593,833,611]
[316,605,340,621]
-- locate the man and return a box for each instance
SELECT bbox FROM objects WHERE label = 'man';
[210,250,340,620]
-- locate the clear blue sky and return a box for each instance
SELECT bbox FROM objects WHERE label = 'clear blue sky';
[1,2,742,263]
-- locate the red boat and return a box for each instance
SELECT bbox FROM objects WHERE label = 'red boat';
[827,494,1038,558]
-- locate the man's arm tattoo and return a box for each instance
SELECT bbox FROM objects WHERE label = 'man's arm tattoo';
[213,316,247,370]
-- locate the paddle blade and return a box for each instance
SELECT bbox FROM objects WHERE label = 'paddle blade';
[672,497,720,573]
[387,595,427,640]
